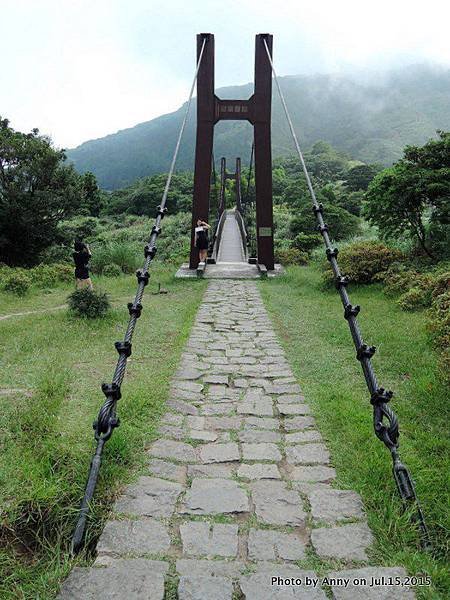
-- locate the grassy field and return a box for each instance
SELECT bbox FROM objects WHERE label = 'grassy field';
[260,264,449,600]
[0,266,207,599]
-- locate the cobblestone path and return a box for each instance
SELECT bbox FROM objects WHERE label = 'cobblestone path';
[60,281,414,599]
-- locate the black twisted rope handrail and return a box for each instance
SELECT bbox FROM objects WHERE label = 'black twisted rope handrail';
[263,38,431,550]
[70,37,208,554]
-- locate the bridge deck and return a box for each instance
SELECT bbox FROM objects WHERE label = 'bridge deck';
[217,210,245,263]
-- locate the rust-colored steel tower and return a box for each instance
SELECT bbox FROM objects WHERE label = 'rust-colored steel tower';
[189,33,274,269]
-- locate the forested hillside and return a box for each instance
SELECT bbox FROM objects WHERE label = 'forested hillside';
[67,64,450,189]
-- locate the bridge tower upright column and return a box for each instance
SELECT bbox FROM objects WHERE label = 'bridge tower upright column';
[253,34,274,270]
[190,33,215,269]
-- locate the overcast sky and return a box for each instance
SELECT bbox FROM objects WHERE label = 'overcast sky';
[2,0,449,148]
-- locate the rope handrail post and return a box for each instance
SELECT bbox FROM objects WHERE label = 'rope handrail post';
[70,37,207,555]
[262,39,431,551]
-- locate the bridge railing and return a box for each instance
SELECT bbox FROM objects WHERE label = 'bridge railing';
[234,208,249,261]
[209,209,227,262]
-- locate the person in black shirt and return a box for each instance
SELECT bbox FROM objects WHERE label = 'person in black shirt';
[73,240,93,289]
[194,219,211,263]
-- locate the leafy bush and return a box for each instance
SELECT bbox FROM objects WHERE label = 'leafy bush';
[276,248,309,266]
[67,288,110,318]
[397,287,431,311]
[2,271,31,296]
[291,202,360,242]
[322,241,403,286]
[102,263,122,277]
[427,291,450,383]
[90,241,142,274]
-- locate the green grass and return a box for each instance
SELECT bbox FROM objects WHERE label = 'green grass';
[0,265,206,599]
[260,264,449,599]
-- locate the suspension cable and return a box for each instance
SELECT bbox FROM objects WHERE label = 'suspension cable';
[263,39,431,551]
[71,37,207,555]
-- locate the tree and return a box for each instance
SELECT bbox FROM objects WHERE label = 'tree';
[344,164,380,191]
[0,118,83,265]
[364,132,450,259]
[81,171,103,217]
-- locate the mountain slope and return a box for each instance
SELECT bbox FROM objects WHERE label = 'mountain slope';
[67,65,450,189]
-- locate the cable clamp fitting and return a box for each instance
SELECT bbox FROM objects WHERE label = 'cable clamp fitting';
[317,223,328,234]
[344,303,360,319]
[156,205,168,218]
[356,343,376,361]
[336,276,349,290]
[144,244,157,259]
[371,387,394,405]
[312,203,324,215]
[115,341,132,357]
[136,270,150,286]
[151,225,162,236]
[127,302,143,318]
[326,247,338,261]
[101,382,121,401]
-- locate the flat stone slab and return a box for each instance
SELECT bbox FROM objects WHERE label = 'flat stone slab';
[147,458,186,483]
[97,519,170,557]
[149,439,197,463]
[114,477,183,518]
[277,404,311,416]
[206,416,242,430]
[286,444,330,465]
[244,417,279,430]
[237,463,281,480]
[187,464,235,478]
[290,466,336,482]
[248,529,306,561]
[189,430,218,442]
[201,403,235,415]
[284,416,316,431]
[58,558,168,600]
[180,521,238,557]
[311,523,373,561]
[237,400,274,416]
[176,559,244,578]
[167,399,199,415]
[251,481,306,526]
[285,431,322,444]
[238,429,282,443]
[307,486,365,523]
[182,478,250,515]
[327,567,415,599]
[199,443,240,463]
[242,443,282,461]
[178,576,233,600]
[240,569,326,600]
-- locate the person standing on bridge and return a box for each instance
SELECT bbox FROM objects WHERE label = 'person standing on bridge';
[194,219,211,264]
[73,240,93,290]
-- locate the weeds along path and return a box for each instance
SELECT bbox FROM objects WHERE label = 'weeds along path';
[59,280,414,600]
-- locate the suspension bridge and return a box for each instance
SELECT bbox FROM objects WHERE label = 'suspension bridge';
[59,33,427,599]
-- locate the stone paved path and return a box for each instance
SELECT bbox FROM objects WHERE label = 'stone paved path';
[59,281,414,599]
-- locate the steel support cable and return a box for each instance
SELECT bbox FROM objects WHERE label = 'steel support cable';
[71,37,207,555]
[263,39,431,550]
[243,142,255,252]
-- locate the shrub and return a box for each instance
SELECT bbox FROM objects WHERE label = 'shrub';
[102,263,122,277]
[67,288,110,318]
[291,203,360,242]
[53,263,74,283]
[397,287,431,311]
[322,241,403,286]
[427,291,450,383]
[2,271,31,296]
[276,248,309,265]
[90,241,141,274]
